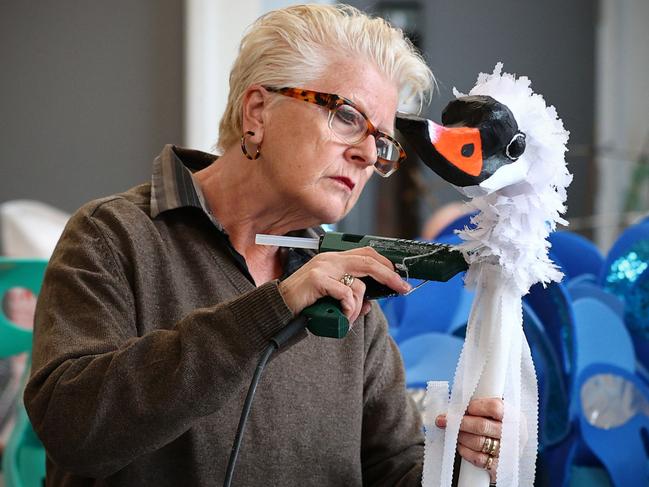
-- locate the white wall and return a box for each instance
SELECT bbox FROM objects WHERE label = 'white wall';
[183,0,332,153]
[0,0,184,213]
[595,0,649,249]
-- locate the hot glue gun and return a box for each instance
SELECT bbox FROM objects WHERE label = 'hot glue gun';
[256,232,468,339]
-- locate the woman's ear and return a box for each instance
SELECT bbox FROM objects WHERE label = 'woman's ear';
[241,85,268,143]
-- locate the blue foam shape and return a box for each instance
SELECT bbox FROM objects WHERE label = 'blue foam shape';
[571,297,635,380]
[399,332,463,389]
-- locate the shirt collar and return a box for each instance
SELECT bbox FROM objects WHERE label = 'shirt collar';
[150,144,217,219]
[149,144,321,277]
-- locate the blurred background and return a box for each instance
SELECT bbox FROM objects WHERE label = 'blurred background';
[1,0,647,250]
[1,2,649,486]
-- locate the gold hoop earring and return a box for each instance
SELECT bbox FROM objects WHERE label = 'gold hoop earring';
[241,131,261,160]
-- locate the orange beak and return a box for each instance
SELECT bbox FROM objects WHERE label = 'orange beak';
[429,123,483,177]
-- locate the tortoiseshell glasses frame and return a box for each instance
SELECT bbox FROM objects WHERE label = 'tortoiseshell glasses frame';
[263,86,406,177]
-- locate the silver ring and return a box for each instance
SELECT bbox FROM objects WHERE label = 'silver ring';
[340,273,355,287]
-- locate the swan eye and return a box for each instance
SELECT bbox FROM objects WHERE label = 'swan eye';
[506,132,526,160]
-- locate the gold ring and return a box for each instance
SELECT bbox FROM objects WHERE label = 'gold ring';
[481,437,493,454]
[484,455,494,471]
[488,438,500,457]
[340,273,355,287]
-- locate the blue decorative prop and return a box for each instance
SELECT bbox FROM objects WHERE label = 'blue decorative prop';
[624,268,649,339]
[604,240,649,299]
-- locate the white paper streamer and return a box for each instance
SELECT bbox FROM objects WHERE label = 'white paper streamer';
[422,381,450,487]
[423,63,571,487]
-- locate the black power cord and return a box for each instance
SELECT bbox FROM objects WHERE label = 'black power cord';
[223,315,309,487]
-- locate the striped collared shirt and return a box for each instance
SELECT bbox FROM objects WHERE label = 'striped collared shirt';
[149,145,318,279]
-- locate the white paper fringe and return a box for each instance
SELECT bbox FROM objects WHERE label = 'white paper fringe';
[422,63,571,487]
[456,62,573,295]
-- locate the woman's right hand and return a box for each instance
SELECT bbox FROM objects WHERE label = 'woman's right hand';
[278,246,411,324]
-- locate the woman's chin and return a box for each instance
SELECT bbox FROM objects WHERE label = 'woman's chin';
[311,205,347,226]
[297,191,355,226]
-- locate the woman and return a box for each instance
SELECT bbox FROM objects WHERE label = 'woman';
[25,5,502,486]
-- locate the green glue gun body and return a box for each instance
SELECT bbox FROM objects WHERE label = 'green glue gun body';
[301,232,468,338]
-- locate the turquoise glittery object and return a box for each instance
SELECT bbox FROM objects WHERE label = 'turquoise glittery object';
[604,240,649,300]
[624,270,649,339]
[604,236,649,339]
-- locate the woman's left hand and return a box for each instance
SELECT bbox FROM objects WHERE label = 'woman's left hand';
[435,397,503,483]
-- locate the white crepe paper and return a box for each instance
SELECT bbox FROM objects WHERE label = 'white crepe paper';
[422,63,572,487]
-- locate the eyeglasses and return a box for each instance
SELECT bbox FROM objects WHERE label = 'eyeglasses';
[263,86,406,177]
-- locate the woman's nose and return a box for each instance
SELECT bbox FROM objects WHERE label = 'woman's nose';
[345,135,377,168]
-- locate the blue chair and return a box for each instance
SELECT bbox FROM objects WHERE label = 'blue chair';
[0,258,48,487]
[548,231,604,281]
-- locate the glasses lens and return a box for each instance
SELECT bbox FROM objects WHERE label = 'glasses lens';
[376,136,401,163]
[373,136,401,177]
[328,102,402,178]
[330,104,367,144]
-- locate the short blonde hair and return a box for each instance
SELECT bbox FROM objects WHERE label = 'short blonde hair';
[217,3,434,152]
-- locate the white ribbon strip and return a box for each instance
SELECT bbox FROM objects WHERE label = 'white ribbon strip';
[422,381,449,487]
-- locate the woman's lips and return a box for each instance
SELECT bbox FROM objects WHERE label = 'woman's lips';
[331,176,355,191]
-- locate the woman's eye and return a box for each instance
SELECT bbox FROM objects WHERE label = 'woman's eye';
[335,107,360,126]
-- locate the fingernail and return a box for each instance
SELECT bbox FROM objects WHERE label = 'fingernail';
[402,281,412,292]
[435,415,447,427]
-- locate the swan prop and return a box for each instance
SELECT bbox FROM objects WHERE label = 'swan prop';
[397,63,572,487]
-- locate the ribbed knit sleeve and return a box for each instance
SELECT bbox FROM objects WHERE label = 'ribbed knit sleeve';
[24,198,298,479]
